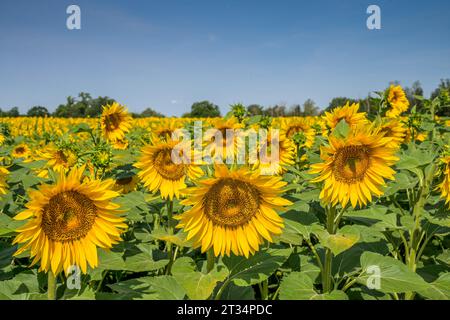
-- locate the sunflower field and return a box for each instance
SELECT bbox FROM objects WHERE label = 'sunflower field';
[0,86,449,301]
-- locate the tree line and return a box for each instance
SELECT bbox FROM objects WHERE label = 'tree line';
[1,79,449,118]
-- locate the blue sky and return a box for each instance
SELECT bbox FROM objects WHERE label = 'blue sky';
[0,0,449,116]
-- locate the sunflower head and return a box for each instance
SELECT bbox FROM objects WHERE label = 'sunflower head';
[323,102,368,131]
[437,156,450,207]
[176,165,292,257]
[0,166,8,195]
[386,85,410,118]
[203,117,244,161]
[12,143,30,159]
[253,132,295,176]
[113,174,139,194]
[278,117,316,148]
[135,139,203,199]
[0,134,5,146]
[379,119,407,149]
[151,118,183,141]
[39,145,78,172]
[13,167,127,275]
[101,102,133,142]
[112,138,129,150]
[310,124,399,208]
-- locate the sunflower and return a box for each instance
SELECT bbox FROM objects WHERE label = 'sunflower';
[404,129,428,143]
[135,139,203,199]
[323,102,368,131]
[0,167,8,195]
[203,117,244,162]
[386,85,409,118]
[113,174,139,194]
[13,167,127,275]
[277,117,316,148]
[12,143,30,159]
[101,102,133,142]
[310,125,399,208]
[38,145,78,172]
[151,118,183,141]
[112,138,129,150]
[0,134,5,146]
[175,165,292,257]
[253,132,295,175]
[437,156,450,207]
[379,119,407,149]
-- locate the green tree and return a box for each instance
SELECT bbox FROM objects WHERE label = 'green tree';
[0,107,20,117]
[27,106,49,117]
[139,107,165,118]
[302,99,319,116]
[430,79,450,116]
[85,96,115,117]
[404,81,424,111]
[287,104,302,116]
[183,101,221,118]
[431,79,450,99]
[53,93,115,118]
[325,97,358,112]
[247,104,264,116]
[264,105,286,117]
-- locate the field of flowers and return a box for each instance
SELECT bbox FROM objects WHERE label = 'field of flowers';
[0,85,449,300]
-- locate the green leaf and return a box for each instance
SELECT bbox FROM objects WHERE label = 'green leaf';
[357,252,431,293]
[70,123,92,134]
[396,147,435,170]
[0,214,24,237]
[114,191,150,222]
[0,271,41,300]
[222,248,292,287]
[172,257,228,300]
[98,244,169,272]
[332,119,350,139]
[333,233,389,277]
[150,229,193,248]
[291,189,320,202]
[276,224,303,246]
[346,206,399,230]
[279,272,315,300]
[97,249,126,270]
[417,273,450,300]
[0,242,16,268]
[282,210,322,239]
[64,286,96,300]
[317,225,360,256]
[108,275,186,300]
[123,244,169,272]
[246,115,262,125]
[279,272,348,300]
[384,172,417,196]
[219,283,255,300]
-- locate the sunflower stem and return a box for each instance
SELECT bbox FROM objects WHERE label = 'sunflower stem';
[261,280,269,300]
[322,205,336,293]
[206,248,215,273]
[404,162,436,300]
[165,199,175,275]
[47,271,57,300]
